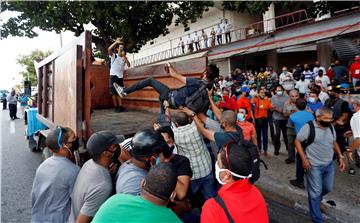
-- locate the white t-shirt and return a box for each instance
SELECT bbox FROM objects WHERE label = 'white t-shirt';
[313,66,326,75]
[295,80,310,94]
[216,27,222,35]
[350,110,360,152]
[223,23,232,33]
[194,34,200,42]
[109,54,125,78]
[315,75,331,88]
[186,37,193,45]
[319,91,329,104]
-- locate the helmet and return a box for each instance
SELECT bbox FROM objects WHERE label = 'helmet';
[130,129,168,158]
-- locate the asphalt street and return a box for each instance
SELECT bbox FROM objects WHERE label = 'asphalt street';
[1,108,42,223]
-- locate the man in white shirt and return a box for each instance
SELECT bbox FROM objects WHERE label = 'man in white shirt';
[313,61,326,76]
[216,24,223,45]
[194,31,201,51]
[279,67,295,92]
[186,34,194,53]
[108,37,130,112]
[347,96,360,172]
[315,70,330,89]
[223,19,233,43]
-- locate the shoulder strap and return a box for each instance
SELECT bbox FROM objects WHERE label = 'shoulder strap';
[214,195,235,223]
[307,121,316,147]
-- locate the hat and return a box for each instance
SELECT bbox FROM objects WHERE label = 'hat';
[87,131,125,156]
[241,86,250,93]
[340,83,350,89]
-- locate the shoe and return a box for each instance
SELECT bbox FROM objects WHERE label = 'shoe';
[285,158,295,164]
[113,83,127,98]
[348,168,356,176]
[114,107,121,113]
[289,179,305,189]
[118,106,127,112]
[274,150,279,156]
[320,202,328,214]
[263,151,268,157]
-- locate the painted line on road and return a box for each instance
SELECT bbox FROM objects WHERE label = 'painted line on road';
[10,121,15,134]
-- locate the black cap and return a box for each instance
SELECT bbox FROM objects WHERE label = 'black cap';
[87,131,125,156]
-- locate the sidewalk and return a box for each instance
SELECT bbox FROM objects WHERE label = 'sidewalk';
[256,144,360,223]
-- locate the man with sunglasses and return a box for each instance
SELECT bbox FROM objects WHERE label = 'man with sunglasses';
[69,130,124,223]
[114,63,219,113]
[201,141,268,223]
[31,127,80,223]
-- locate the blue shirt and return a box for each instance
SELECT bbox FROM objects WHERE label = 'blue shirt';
[19,95,29,106]
[173,78,204,106]
[307,101,323,113]
[289,110,315,134]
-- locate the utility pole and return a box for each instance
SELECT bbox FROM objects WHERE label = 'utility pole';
[60,32,63,47]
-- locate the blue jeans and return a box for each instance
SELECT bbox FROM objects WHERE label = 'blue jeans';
[190,173,216,200]
[255,125,268,152]
[306,162,334,223]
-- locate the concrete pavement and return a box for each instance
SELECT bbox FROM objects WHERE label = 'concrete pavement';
[1,108,43,223]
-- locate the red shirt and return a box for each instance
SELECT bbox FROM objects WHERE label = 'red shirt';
[201,179,269,223]
[237,96,252,120]
[236,120,256,141]
[350,61,360,79]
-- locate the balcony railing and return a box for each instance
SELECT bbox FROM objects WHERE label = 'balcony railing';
[131,9,312,67]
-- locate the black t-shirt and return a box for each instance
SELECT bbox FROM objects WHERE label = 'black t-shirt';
[173,77,213,106]
[169,154,193,178]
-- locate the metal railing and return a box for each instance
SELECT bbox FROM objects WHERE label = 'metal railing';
[132,9,312,67]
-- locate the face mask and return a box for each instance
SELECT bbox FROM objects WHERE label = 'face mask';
[307,97,316,103]
[276,91,283,96]
[69,138,79,151]
[237,113,246,122]
[318,73,323,77]
[319,120,332,128]
[283,70,287,73]
[215,162,252,185]
[156,156,161,165]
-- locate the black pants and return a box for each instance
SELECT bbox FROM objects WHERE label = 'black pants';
[9,104,17,119]
[225,32,231,43]
[2,100,6,109]
[195,42,200,51]
[124,77,171,112]
[295,153,304,183]
[274,120,289,152]
[216,35,222,45]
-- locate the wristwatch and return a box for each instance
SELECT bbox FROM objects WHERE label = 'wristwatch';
[191,112,195,117]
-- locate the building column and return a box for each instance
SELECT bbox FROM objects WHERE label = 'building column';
[317,39,333,69]
[266,49,278,72]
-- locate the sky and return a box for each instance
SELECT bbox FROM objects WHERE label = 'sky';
[0,10,75,90]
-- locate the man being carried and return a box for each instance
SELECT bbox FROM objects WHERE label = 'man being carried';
[115,63,219,113]
[108,37,130,112]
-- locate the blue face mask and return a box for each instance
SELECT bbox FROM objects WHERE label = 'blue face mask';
[156,156,161,165]
[237,113,246,122]
[307,97,316,103]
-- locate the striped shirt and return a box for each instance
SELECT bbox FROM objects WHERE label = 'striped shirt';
[172,122,212,180]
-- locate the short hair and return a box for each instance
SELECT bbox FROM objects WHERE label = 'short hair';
[315,107,333,117]
[309,89,319,96]
[156,126,174,141]
[289,89,299,97]
[352,95,360,106]
[174,112,189,126]
[238,107,248,114]
[219,142,252,180]
[207,64,220,82]
[144,163,177,200]
[45,126,72,151]
[221,110,237,127]
[275,85,284,91]
[295,98,307,110]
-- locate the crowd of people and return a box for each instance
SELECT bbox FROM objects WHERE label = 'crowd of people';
[178,19,233,54]
[2,90,30,120]
[30,55,360,223]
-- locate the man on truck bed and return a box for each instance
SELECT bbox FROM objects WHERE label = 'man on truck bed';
[108,37,130,113]
[114,63,219,113]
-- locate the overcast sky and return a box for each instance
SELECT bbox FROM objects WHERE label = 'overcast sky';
[0,10,75,90]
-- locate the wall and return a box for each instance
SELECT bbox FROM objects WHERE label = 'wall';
[211,58,230,77]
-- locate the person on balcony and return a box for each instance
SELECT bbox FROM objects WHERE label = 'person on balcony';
[194,31,201,51]
[178,37,185,54]
[216,24,222,45]
[114,63,219,113]
[201,29,208,48]
[223,19,233,43]
[186,34,194,53]
[210,28,216,47]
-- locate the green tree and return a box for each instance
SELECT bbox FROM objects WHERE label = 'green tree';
[1,1,213,58]
[16,50,52,86]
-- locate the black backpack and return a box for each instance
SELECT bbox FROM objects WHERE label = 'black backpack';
[185,81,210,113]
[301,121,334,150]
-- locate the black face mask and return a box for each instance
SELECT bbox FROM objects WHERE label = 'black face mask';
[319,120,332,128]
[111,146,121,166]
[69,138,80,151]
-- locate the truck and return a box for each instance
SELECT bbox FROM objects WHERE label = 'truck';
[34,30,207,162]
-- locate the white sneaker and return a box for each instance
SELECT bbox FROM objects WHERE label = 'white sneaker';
[113,83,127,98]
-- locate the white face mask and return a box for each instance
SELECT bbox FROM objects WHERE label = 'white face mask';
[215,162,252,185]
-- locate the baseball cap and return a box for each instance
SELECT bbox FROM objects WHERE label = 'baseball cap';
[241,86,250,93]
[340,83,350,89]
[120,137,133,151]
[87,130,125,156]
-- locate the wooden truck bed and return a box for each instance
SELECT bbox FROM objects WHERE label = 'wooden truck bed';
[90,109,155,138]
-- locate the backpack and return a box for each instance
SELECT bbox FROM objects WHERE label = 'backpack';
[227,135,268,184]
[301,121,334,150]
[185,81,210,113]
